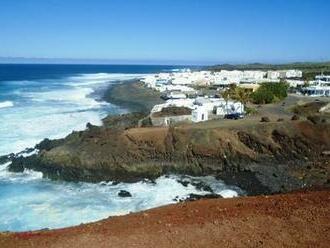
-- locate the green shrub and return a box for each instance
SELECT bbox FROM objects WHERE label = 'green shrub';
[252,82,288,104]
[245,106,258,115]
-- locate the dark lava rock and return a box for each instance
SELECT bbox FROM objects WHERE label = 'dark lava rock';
[36,138,64,151]
[183,193,222,202]
[177,180,190,187]
[86,122,95,129]
[291,115,300,121]
[173,196,180,202]
[260,116,270,122]
[0,155,11,164]
[190,181,213,193]
[217,170,271,196]
[118,190,132,197]
[307,115,324,124]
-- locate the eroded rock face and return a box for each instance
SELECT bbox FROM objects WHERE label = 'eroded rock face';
[8,114,330,195]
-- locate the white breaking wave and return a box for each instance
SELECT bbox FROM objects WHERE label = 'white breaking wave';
[22,87,108,109]
[67,73,146,86]
[0,173,243,232]
[0,73,140,156]
[0,101,14,109]
[0,162,43,182]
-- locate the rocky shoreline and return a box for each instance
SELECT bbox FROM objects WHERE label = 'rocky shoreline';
[8,117,330,194]
[3,80,329,196]
[103,80,164,113]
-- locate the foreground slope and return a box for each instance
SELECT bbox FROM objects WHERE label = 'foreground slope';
[1,189,329,248]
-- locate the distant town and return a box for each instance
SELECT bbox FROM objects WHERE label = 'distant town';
[141,69,330,125]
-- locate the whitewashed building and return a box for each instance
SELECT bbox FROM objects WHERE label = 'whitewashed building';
[194,97,228,113]
[216,101,245,116]
[286,79,305,88]
[301,75,330,97]
[283,70,303,78]
[166,91,187,99]
[192,106,208,122]
[267,71,281,80]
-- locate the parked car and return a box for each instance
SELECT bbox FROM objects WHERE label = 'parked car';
[224,113,244,120]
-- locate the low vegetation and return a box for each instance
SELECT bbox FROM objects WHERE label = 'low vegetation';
[222,82,289,105]
[251,82,289,104]
[291,101,328,116]
[222,85,251,105]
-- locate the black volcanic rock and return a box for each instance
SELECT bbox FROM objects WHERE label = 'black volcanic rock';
[260,116,270,122]
[118,190,132,197]
[291,115,300,121]
[183,193,222,202]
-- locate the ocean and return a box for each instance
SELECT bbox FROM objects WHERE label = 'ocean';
[0,64,188,155]
[0,64,242,232]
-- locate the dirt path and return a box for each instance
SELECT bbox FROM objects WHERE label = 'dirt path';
[1,189,329,248]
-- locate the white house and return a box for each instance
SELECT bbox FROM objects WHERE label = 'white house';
[166,91,187,99]
[216,105,227,116]
[194,97,215,112]
[216,101,245,116]
[285,70,303,78]
[301,75,330,97]
[301,86,330,97]
[242,71,266,81]
[164,85,196,93]
[267,71,280,80]
[192,106,208,122]
[315,75,330,84]
[286,80,305,88]
[194,97,227,113]
[171,77,193,85]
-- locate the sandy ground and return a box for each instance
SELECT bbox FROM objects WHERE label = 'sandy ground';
[1,189,329,248]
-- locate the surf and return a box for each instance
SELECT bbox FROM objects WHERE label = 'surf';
[0,101,14,109]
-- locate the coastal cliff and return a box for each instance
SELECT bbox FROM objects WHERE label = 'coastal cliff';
[9,113,330,195]
[5,81,330,195]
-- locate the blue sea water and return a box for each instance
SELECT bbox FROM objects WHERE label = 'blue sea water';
[0,64,189,155]
[0,64,242,232]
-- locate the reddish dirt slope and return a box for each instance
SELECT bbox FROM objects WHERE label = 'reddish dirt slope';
[1,189,329,248]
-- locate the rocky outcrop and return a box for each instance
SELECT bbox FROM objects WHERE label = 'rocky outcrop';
[8,113,330,195]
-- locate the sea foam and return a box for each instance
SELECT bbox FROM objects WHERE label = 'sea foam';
[0,101,14,109]
[0,73,136,156]
[0,173,243,232]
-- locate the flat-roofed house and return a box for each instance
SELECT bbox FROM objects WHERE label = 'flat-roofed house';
[192,106,208,122]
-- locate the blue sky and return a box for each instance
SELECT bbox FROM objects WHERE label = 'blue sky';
[0,0,329,65]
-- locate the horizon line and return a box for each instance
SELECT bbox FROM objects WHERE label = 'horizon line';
[0,57,330,67]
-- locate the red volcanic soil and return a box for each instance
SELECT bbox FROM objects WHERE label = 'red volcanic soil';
[1,189,329,248]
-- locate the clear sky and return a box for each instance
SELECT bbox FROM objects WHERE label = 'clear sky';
[0,0,329,65]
